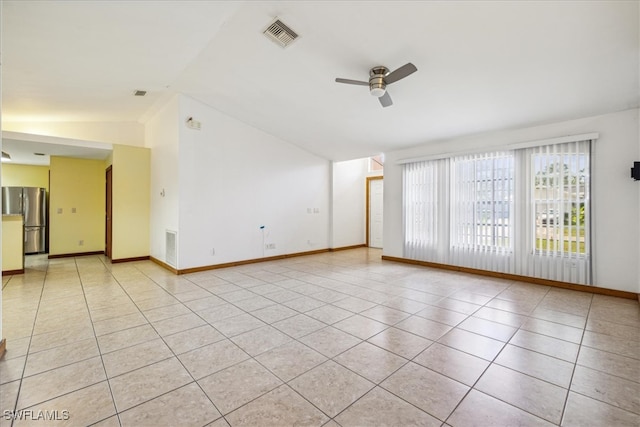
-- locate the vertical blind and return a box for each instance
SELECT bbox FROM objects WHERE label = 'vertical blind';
[402,139,592,284]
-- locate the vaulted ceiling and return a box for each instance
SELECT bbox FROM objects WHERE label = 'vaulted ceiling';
[2,1,638,161]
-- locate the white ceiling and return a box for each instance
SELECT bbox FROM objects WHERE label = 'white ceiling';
[2,1,638,162]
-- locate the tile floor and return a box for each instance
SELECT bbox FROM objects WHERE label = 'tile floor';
[1,248,639,426]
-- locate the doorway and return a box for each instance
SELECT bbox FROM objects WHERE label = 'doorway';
[367,176,383,248]
[105,166,112,259]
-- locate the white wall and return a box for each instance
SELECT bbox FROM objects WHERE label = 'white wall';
[332,158,368,248]
[384,108,640,293]
[176,95,330,269]
[146,96,181,263]
[3,121,144,147]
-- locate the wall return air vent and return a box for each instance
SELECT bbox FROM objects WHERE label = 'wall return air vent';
[263,18,299,48]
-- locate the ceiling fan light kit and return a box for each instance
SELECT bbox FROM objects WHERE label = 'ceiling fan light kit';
[335,62,417,108]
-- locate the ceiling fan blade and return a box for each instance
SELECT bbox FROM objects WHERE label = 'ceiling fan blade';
[385,62,417,84]
[335,77,369,86]
[379,91,393,108]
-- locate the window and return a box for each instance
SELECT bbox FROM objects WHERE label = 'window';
[402,137,593,285]
[451,152,514,251]
[531,142,589,256]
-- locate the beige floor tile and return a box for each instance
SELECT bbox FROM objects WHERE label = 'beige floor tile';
[495,344,574,388]
[509,329,580,362]
[15,381,116,427]
[0,355,26,385]
[449,290,492,306]
[577,346,640,382]
[485,297,538,315]
[233,295,277,312]
[142,303,191,323]
[335,386,440,427]
[305,305,353,325]
[102,338,173,378]
[331,296,378,313]
[0,380,20,427]
[119,382,221,426]
[476,364,567,423]
[570,365,640,414]
[520,317,584,343]
[586,318,640,342]
[298,326,362,358]
[530,307,586,328]
[230,325,292,356]
[360,305,410,325]
[289,361,374,417]
[97,323,160,354]
[413,343,489,386]
[438,328,505,361]
[173,288,215,302]
[91,415,121,427]
[255,340,327,382]
[432,298,481,315]
[93,312,148,337]
[260,289,302,304]
[333,315,389,340]
[218,289,255,302]
[178,339,249,379]
[395,316,452,341]
[582,330,640,360]
[17,357,106,409]
[272,314,325,338]
[282,296,326,312]
[367,327,433,359]
[198,359,282,414]
[198,303,245,323]
[109,357,193,412]
[24,337,99,377]
[134,295,180,311]
[381,361,468,421]
[457,316,517,342]
[212,313,266,337]
[335,342,407,384]
[562,391,640,426]
[183,295,226,312]
[415,305,468,326]
[448,389,555,427]
[163,324,225,354]
[151,312,206,337]
[225,385,329,426]
[473,306,527,327]
[250,304,298,323]
[29,324,96,353]
[382,297,429,314]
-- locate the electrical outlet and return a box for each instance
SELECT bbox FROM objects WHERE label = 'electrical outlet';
[211,248,216,256]
[265,243,276,250]
[71,207,77,213]
[79,240,84,246]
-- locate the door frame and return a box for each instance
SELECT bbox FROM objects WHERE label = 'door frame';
[105,166,113,259]
[366,175,383,247]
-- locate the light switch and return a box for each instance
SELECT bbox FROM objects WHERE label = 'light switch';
[71,208,77,213]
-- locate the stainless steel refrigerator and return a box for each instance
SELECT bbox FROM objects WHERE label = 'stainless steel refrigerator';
[2,186,47,254]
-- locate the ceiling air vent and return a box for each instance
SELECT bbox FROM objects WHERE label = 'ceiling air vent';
[133,90,147,97]
[263,19,298,48]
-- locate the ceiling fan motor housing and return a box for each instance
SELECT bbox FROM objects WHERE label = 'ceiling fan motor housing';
[369,66,389,97]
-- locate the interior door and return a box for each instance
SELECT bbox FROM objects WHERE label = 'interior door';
[368,177,384,248]
[105,166,112,259]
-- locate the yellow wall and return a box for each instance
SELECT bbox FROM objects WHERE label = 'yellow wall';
[111,145,150,260]
[1,164,49,190]
[2,216,23,272]
[49,157,105,255]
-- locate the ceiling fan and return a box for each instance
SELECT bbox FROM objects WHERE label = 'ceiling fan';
[335,62,417,108]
